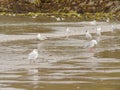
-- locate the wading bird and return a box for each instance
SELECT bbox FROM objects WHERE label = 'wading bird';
[90,20,97,25]
[56,17,61,21]
[85,30,92,40]
[66,27,71,39]
[111,25,117,32]
[82,39,98,51]
[96,27,102,36]
[28,49,38,64]
[37,33,47,41]
[106,18,110,23]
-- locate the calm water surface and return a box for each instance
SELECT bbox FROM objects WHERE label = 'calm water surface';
[0,16,120,90]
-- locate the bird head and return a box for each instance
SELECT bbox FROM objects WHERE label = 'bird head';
[86,30,89,33]
[92,40,97,45]
[97,27,101,31]
[33,49,38,52]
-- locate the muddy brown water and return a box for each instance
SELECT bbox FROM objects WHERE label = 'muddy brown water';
[0,16,120,90]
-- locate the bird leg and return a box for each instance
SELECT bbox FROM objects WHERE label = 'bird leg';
[89,47,94,52]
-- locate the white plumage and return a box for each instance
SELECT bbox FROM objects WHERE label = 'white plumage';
[28,49,38,63]
[111,25,116,32]
[51,15,55,18]
[12,14,16,17]
[61,17,65,21]
[66,27,71,39]
[32,16,36,19]
[90,20,97,25]
[37,33,47,41]
[85,30,92,40]
[66,27,70,33]
[32,14,38,18]
[96,27,102,36]
[83,39,98,49]
[56,17,61,21]
[106,18,110,23]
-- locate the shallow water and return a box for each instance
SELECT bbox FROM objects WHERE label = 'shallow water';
[0,16,120,90]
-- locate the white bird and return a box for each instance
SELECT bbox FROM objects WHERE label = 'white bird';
[111,25,116,32]
[90,20,97,25]
[32,16,36,18]
[28,49,38,64]
[66,27,71,39]
[37,33,47,41]
[32,14,38,19]
[66,27,70,33]
[85,30,92,40]
[56,17,61,21]
[8,13,12,16]
[51,15,55,18]
[83,39,98,49]
[12,14,16,17]
[106,18,110,23]
[96,27,102,36]
[61,17,65,21]
[78,14,80,17]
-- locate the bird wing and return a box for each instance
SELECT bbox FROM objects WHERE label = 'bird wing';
[28,52,37,60]
[86,33,92,39]
[82,41,90,48]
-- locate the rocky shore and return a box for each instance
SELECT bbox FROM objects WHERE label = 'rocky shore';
[0,0,120,13]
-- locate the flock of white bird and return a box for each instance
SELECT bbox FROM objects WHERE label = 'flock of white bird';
[83,26,101,49]
[31,14,65,21]
[28,33,48,64]
[28,18,117,64]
